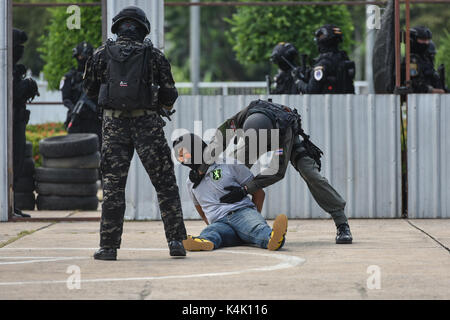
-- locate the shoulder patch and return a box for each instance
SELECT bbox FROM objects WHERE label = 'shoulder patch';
[313,66,324,81]
[211,168,222,181]
[410,63,419,77]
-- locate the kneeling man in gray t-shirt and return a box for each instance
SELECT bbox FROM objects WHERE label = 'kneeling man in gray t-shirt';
[173,133,288,251]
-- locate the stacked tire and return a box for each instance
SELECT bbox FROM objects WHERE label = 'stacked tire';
[36,134,100,211]
[14,141,36,210]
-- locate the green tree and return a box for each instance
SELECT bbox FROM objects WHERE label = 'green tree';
[165,0,267,82]
[38,0,102,90]
[226,0,354,66]
[13,0,53,76]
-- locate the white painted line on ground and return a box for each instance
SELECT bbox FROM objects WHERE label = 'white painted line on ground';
[0,257,88,265]
[0,248,305,287]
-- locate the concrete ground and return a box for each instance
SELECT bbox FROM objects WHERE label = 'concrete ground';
[0,210,449,300]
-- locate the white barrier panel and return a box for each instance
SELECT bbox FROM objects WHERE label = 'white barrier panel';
[408,94,450,218]
[124,94,402,220]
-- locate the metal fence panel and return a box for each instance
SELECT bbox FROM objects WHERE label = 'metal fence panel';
[0,1,10,222]
[124,94,402,220]
[408,94,450,218]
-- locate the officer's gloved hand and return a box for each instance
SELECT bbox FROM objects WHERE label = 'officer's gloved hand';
[220,186,248,204]
[189,169,204,189]
[24,78,40,101]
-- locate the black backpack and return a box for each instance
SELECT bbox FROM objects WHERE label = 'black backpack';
[246,99,301,136]
[98,39,156,110]
[335,51,355,94]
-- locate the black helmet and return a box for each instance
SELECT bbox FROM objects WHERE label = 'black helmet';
[314,24,343,52]
[72,41,94,59]
[111,6,151,35]
[270,42,299,71]
[243,113,274,132]
[13,28,28,65]
[410,26,432,55]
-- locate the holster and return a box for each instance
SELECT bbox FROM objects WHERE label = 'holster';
[294,138,324,172]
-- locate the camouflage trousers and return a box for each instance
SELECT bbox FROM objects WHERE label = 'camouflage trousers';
[100,112,187,248]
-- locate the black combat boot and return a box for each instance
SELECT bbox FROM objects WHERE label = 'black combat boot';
[93,247,117,260]
[336,223,353,244]
[13,208,31,218]
[169,240,186,257]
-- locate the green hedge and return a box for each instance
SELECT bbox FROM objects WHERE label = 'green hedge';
[436,29,450,88]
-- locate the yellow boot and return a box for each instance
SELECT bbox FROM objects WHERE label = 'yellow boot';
[182,235,214,251]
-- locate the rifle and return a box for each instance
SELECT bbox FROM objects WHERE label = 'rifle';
[67,92,97,130]
[158,106,176,121]
[438,64,449,93]
[281,55,309,83]
[265,74,272,94]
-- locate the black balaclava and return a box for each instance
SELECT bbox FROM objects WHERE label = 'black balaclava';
[116,19,147,42]
[173,133,207,171]
[73,42,94,72]
[13,28,28,65]
[315,24,342,54]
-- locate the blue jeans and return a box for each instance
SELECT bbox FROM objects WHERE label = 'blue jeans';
[199,207,272,249]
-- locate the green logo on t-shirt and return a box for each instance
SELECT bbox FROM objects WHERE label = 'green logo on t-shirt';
[212,169,222,181]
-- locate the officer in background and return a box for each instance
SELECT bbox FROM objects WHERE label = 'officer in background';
[13,28,39,218]
[270,42,302,94]
[84,6,187,260]
[294,24,355,94]
[403,26,446,93]
[60,42,102,141]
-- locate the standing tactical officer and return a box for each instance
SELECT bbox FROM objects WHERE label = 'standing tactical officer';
[403,26,446,93]
[60,42,102,141]
[190,99,353,244]
[84,6,187,260]
[270,42,302,94]
[13,29,39,218]
[294,24,355,94]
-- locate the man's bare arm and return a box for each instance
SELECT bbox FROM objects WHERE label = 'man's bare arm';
[195,205,209,225]
[251,189,265,213]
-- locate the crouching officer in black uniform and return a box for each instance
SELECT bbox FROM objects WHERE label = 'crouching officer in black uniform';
[60,42,102,141]
[190,99,353,244]
[83,6,187,260]
[295,24,355,94]
[402,26,447,93]
[13,29,39,218]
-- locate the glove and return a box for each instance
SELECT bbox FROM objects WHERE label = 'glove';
[291,67,303,81]
[219,186,248,204]
[189,169,204,189]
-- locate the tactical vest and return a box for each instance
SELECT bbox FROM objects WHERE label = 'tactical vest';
[246,100,301,136]
[98,39,157,111]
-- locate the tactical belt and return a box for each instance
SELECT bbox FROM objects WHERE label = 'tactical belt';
[103,109,157,118]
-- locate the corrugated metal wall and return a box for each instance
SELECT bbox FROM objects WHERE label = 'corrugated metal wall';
[124,94,402,220]
[407,94,450,218]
